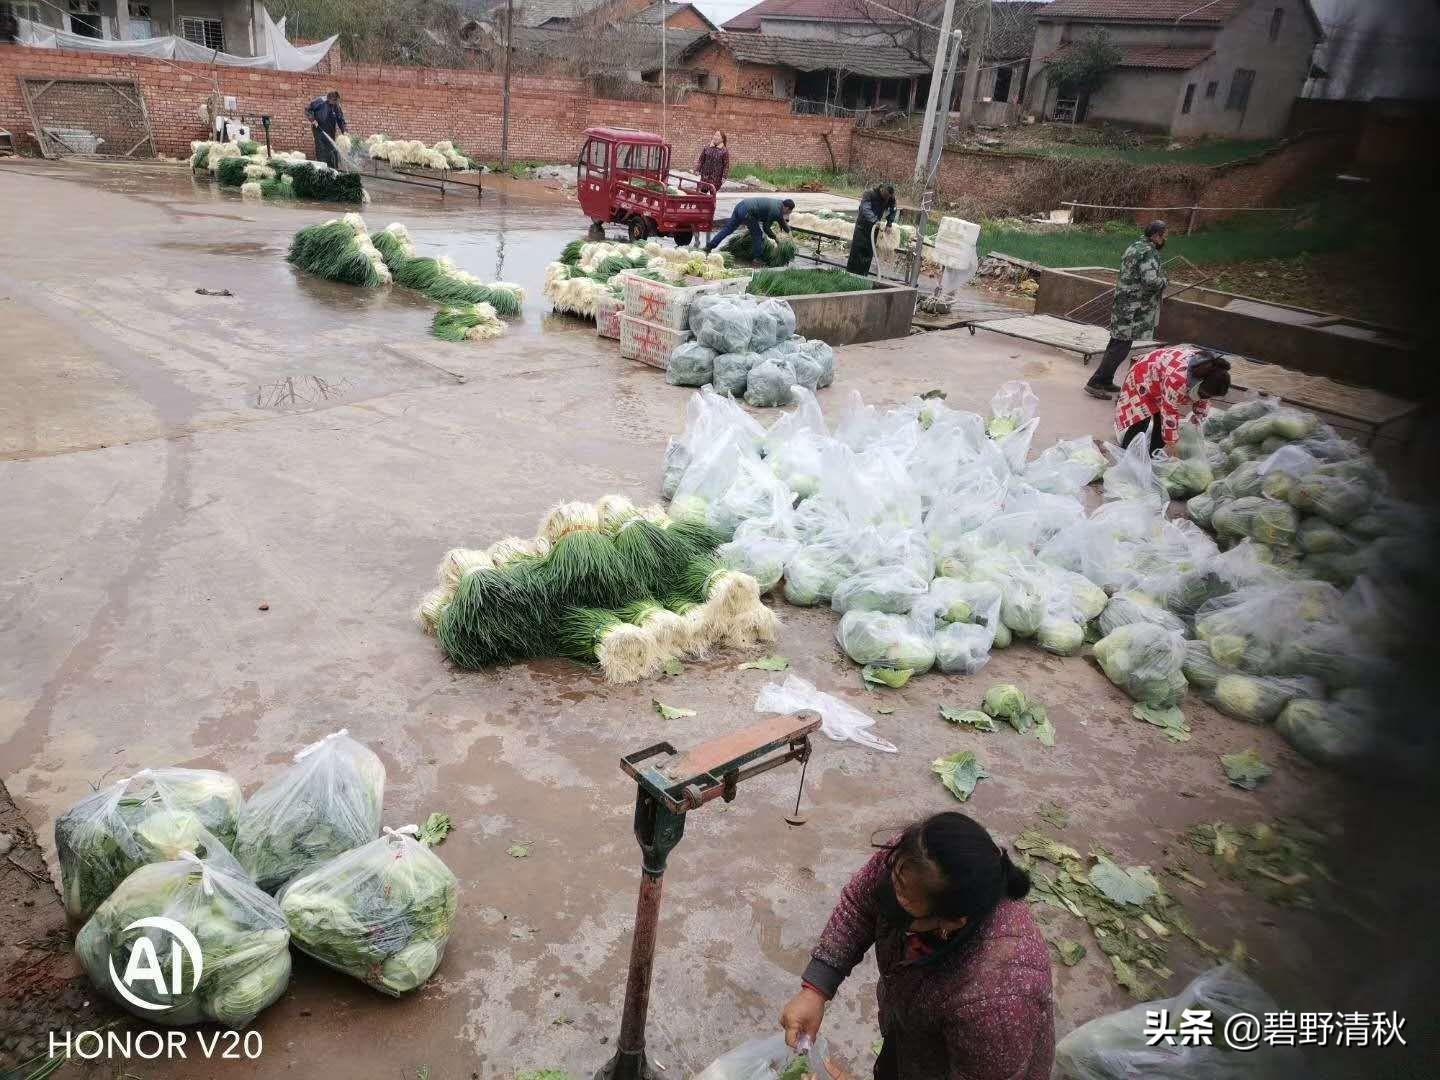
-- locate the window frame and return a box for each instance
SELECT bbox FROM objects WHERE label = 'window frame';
[1269,6,1284,43]
[1205,81,1218,99]
[1225,68,1256,112]
[1181,83,1196,115]
[180,15,224,51]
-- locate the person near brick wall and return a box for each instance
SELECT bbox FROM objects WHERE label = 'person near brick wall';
[1084,220,1168,400]
[696,130,729,192]
[847,183,897,275]
[306,90,347,169]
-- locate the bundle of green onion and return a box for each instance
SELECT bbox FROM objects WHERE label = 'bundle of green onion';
[421,496,778,682]
[287,214,391,287]
[369,222,525,316]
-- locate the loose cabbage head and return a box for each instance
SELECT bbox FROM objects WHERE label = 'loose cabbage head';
[1037,618,1084,656]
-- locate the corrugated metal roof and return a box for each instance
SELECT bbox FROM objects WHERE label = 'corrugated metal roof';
[1044,42,1215,70]
[720,31,933,77]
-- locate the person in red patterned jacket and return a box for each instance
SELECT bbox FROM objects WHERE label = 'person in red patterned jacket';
[779,812,1054,1080]
[1113,345,1231,454]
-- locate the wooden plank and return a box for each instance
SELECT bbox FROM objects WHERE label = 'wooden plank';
[971,314,1158,357]
[1228,357,1417,426]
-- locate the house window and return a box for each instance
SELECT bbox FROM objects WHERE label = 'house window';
[1205,81,1218,98]
[181,15,224,51]
[1269,7,1284,42]
[1226,68,1256,111]
[67,0,102,38]
[993,65,1013,103]
[1181,84,1196,114]
[128,1,153,39]
[1,2,44,23]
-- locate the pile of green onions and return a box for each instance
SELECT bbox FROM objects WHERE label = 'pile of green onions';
[419,496,779,683]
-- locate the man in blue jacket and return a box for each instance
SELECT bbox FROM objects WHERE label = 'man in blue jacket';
[705,197,794,262]
[305,90,347,168]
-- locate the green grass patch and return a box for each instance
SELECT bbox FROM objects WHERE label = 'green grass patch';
[747,268,873,297]
[728,163,864,196]
[483,159,547,177]
[981,206,1360,270]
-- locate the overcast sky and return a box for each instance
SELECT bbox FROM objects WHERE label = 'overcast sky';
[693,0,760,24]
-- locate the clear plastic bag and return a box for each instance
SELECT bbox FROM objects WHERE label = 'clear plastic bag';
[662,386,765,499]
[75,853,291,1027]
[924,468,1009,553]
[235,730,385,893]
[696,1033,833,1080]
[978,487,1086,554]
[831,565,930,614]
[710,454,795,540]
[1098,591,1187,638]
[666,340,717,387]
[714,351,761,397]
[1286,468,1374,526]
[696,297,757,354]
[1154,456,1213,499]
[761,298,797,341]
[836,609,936,672]
[56,768,244,922]
[783,534,856,607]
[718,532,800,592]
[755,674,896,753]
[744,358,797,408]
[1211,496,1298,549]
[763,386,827,455]
[1024,436,1107,496]
[791,353,823,391]
[749,306,781,352]
[798,338,835,388]
[1194,580,1340,675]
[1055,964,1297,1080]
[1093,623,1188,707]
[1212,672,1316,724]
[671,426,761,527]
[1102,438,1167,506]
[987,379,1039,438]
[1276,696,1373,767]
[279,825,458,996]
[688,292,727,335]
[994,416,1040,474]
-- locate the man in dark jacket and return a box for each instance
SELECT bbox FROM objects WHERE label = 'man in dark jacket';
[305,90,346,168]
[847,184,898,275]
[1084,220,1168,399]
[704,196,794,262]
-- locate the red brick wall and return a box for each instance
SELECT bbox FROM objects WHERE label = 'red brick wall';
[686,40,787,99]
[0,44,851,167]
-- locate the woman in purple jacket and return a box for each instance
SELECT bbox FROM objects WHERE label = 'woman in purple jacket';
[696,131,729,192]
[780,812,1055,1080]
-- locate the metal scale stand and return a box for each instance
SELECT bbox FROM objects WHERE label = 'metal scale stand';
[595,711,821,1080]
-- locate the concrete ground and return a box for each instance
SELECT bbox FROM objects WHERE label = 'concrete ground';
[0,159,1416,1080]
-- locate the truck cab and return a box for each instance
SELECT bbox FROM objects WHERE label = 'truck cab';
[576,127,717,246]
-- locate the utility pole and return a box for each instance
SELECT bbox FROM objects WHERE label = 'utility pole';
[912,0,957,183]
[955,0,990,131]
[909,28,964,288]
[500,0,514,168]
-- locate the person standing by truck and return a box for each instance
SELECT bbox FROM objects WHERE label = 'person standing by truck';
[306,90,347,169]
[847,183,898,275]
[696,131,729,193]
[704,197,795,262]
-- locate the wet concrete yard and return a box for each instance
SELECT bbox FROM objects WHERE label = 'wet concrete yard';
[0,159,1418,1079]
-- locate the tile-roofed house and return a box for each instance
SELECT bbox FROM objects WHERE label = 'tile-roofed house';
[1028,0,1323,137]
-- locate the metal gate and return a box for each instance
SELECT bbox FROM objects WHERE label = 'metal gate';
[19,76,156,159]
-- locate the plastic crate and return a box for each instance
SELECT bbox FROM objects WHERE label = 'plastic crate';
[620,315,691,369]
[622,274,748,331]
[595,292,623,340]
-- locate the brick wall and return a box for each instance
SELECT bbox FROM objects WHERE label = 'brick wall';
[0,44,852,168]
[851,128,1351,222]
[686,40,789,99]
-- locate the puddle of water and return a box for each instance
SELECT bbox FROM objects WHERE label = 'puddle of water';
[252,373,355,410]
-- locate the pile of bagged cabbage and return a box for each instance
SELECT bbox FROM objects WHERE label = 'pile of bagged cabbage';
[57,731,458,1029]
[663,380,1418,770]
[669,294,836,407]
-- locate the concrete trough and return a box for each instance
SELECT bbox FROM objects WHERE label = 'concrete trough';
[785,281,916,346]
[1034,265,1422,399]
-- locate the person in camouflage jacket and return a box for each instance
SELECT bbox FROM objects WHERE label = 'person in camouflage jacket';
[1084,220,1168,399]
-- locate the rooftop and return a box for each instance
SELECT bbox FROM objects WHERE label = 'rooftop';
[719,30,933,78]
[1043,41,1216,70]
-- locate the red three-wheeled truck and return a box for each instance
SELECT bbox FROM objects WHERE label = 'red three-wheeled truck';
[576,127,718,246]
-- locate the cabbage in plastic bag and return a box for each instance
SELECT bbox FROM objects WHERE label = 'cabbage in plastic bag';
[1211,496,1298,548]
[1154,456,1213,499]
[75,855,290,1027]
[1181,639,1223,691]
[744,358,796,408]
[695,1033,833,1080]
[783,538,853,606]
[662,386,765,499]
[1102,438,1167,505]
[718,532,799,592]
[235,730,385,893]
[799,338,836,388]
[56,768,243,922]
[1276,697,1372,767]
[1186,491,1217,528]
[1098,591,1187,638]
[987,379,1038,438]
[1037,617,1084,656]
[1055,964,1297,1080]
[1286,470,1373,526]
[1212,672,1312,724]
[760,298,797,341]
[790,353,822,391]
[665,340,716,387]
[696,298,757,354]
[280,826,458,996]
[831,565,930,615]
[1093,623,1187,707]
[713,351,760,397]
[836,609,935,673]
[749,307,780,352]
[1024,436,1106,496]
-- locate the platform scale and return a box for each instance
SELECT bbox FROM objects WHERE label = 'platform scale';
[595,710,822,1080]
